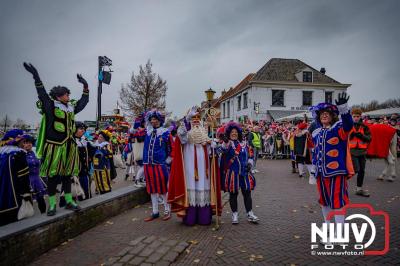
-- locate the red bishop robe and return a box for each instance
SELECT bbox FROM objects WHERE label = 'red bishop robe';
[167,137,222,218]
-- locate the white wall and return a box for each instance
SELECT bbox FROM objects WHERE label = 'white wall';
[220,86,346,123]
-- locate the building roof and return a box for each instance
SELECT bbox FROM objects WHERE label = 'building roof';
[217,73,255,104]
[251,58,341,85]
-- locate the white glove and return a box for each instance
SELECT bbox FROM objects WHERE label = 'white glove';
[211,141,217,149]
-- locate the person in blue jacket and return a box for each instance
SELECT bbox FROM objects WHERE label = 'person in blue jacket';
[309,92,354,242]
[143,110,172,221]
[221,121,259,224]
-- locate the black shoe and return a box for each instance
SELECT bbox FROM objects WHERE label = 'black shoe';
[47,207,56,216]
[65,203,81,212]
[125,174,129,180]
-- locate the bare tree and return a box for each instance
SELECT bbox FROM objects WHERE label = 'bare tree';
[352,98,400,112]
[0,115,13,132]
[120,60,167,117]
[13,119,30,130]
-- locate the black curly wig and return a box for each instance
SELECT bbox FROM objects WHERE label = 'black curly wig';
[49,86,70,100]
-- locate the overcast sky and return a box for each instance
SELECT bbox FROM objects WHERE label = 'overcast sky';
[1,0,399,125]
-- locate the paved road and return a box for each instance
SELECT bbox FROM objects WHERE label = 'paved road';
[31,158,400,265]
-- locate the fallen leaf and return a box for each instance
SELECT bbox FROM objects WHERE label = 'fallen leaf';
[185,249,191,254]
[61,241,68,246]
[193,259,200,263]
[290,264,296,266]
[132,218,138,222]
[249,258,255,262]
[68,239,73,242]
[189,240,199,245]
[216,250,224,255]
[302,205,309,208]
[134,205,141,208]
[294,235,301,239]
[250,254,256,258]
[217,236,224,240]
[256,255,264,259]
[292,210,297,213]
[255,205,260,208]
[240,250,247,253]
[106,221,114,225]
[211,228,216,231]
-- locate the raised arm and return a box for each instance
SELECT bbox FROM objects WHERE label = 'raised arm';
[23,62,52,111]
[335,92,353,132]
[74,74,89,114]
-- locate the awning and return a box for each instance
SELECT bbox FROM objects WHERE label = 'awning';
[267,110,305,121]
[276,111,312,122]
[362,107,400,118]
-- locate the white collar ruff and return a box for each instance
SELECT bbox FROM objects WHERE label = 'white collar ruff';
[0,146,24,155]
[54,101,74,113]
[146,126,169,137]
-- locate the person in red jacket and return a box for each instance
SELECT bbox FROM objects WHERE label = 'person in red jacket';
[349,108,372,196]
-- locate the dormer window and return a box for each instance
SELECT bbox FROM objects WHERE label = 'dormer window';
[303,71,313,82]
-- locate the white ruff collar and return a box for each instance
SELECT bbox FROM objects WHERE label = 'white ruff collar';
[0,146,24,155]
[146,126,169,137]
[95,141,109,148]
[54,101,74,113]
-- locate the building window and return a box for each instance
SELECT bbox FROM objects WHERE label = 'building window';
[302,91,313,106]
[243,92,248,109]
[227,101,230,117]
[237,95,242,111]
[325,91,333,104]
[272,90,284,106]
[303,71,313,82]
[222,102,226,118]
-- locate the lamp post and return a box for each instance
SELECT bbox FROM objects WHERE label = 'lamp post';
[97,56,113,129]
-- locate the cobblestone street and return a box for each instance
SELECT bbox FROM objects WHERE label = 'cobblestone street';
[31,159,400,266]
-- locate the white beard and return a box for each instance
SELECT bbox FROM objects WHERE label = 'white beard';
[188,125,209,144]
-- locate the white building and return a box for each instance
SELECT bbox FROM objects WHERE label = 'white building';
[218,58,351,123]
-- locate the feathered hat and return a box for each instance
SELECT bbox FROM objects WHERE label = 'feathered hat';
[133,112,145,129]
[146,109,165,126]
[0,129,25,146]
[224,121,243,139]
[216,124,226,139]
[99,130,112,141]
[309,102,339,126]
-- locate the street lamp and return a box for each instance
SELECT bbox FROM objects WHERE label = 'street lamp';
[205,87,216,102]
[97,56,113,129]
